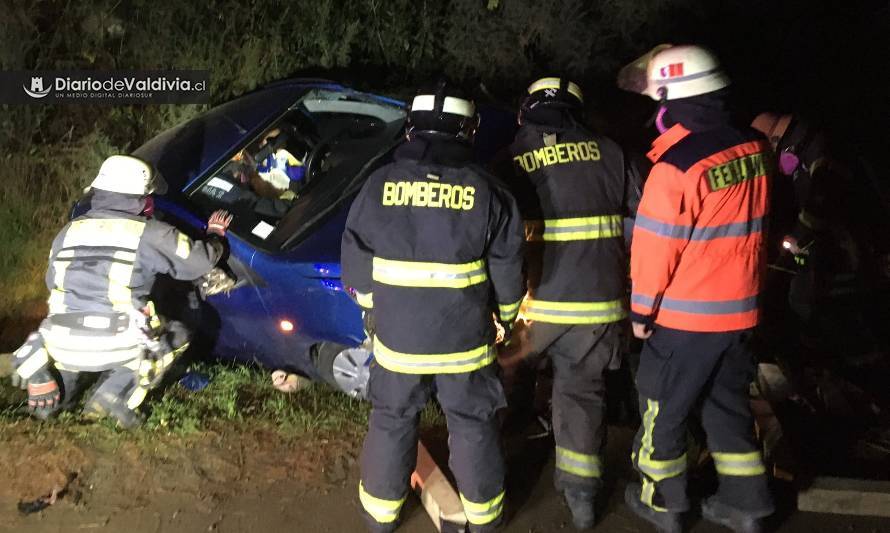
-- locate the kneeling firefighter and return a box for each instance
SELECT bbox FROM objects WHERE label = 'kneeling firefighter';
[494,77,640,530]
[341,82,525,532]
[10,155,232,428]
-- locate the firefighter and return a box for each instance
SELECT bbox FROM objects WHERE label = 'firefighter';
[10,155,231,428]
[341,82,524,532]
[617,45,775,532]
[494,77,640,530]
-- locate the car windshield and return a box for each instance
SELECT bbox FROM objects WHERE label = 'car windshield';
[188,88,405,251]
[134,86,313,193]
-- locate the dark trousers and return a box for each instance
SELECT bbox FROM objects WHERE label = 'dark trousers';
[631,327,774,514]
[523,321,621,492]
[359,363,506,531]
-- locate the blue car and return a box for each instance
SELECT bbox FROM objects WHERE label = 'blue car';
[123,80,516,397]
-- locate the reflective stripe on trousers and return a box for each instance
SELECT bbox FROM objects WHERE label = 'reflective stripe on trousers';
[460,490,505,525]
[525,214,623,242]
[359,482,405,524]
[712,451,766,477]
[523,298,626,324]
[555,446,601,478]
[372,257,487,288]
[373,337,495,374]
[637,399,687,512]
[122,342,190,409]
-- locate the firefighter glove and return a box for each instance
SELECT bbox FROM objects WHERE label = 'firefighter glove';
[207,210,234,237]
[26,369,61,418]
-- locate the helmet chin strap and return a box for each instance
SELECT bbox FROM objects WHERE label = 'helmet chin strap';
[655,105,670,134]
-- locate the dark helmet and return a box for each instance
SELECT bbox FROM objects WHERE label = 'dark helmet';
[519,77,584,125]
[406,82,479,142]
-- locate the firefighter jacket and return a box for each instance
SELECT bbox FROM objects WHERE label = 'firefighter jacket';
[340,137,525,374]
[630,124,772,332]
[500,121,641,324]
[37,190,224,371]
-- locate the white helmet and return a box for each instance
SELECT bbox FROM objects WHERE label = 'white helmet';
[89,155,167,195]
[618,44,730,101]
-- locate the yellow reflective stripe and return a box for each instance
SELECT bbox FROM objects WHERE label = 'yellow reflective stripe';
[555,446,601,478]
[641,479,668,512]
[359,482,405,524]
[355,291,374,309]
[15,348,49,380]
[48,290,67,314]
[635,398,684,510]
[522,298,626,324]
[373,337,495,375]
[63,218,146,250]
[372,257,488,288]
[48,248,72,313]
[638,453,687,482]
[460,491,505,525]
[46,345,143,369]
[712,451,766,476]
[527,77,584,102]
[108,253,136,311]
[127,386,148,410]
[175,232,191,259]
[525,215,623,242]
[137,342,189,387]
[498,299,522,322]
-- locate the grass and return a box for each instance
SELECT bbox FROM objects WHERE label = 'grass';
[0,360,446,445]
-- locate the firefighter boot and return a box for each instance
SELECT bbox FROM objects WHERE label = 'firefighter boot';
[563,488,595,530]
[701,497,766,533]
[624,483,682,533]
[83,395,144,430]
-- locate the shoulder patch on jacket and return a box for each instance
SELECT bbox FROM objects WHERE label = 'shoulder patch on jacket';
[660,127,763,172]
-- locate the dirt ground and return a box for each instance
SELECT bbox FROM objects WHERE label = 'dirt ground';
[2,420,889,533]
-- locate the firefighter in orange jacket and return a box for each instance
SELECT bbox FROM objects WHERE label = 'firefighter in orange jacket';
[617,45,775,533]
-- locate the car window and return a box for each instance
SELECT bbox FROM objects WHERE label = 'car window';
[188,89,406,251]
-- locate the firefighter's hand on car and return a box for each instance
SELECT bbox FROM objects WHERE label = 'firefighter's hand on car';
[206,210,233,237]
[632,321,653,339]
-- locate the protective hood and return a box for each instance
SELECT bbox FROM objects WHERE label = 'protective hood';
[661,88,732,132]
[88,190,147,216]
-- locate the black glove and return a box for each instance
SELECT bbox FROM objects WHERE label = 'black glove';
[26,369,61,419]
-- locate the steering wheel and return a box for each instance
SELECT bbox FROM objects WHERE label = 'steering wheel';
[303,139,332,185]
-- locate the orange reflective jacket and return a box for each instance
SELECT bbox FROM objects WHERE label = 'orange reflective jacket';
[630,124,772,332]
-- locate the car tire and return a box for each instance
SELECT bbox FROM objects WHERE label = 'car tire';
[310,341,372,400]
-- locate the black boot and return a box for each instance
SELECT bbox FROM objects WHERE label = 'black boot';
[83,396,144,429]
[563,488,595,530]
[624,482,682,533]
[701,497,768,533]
